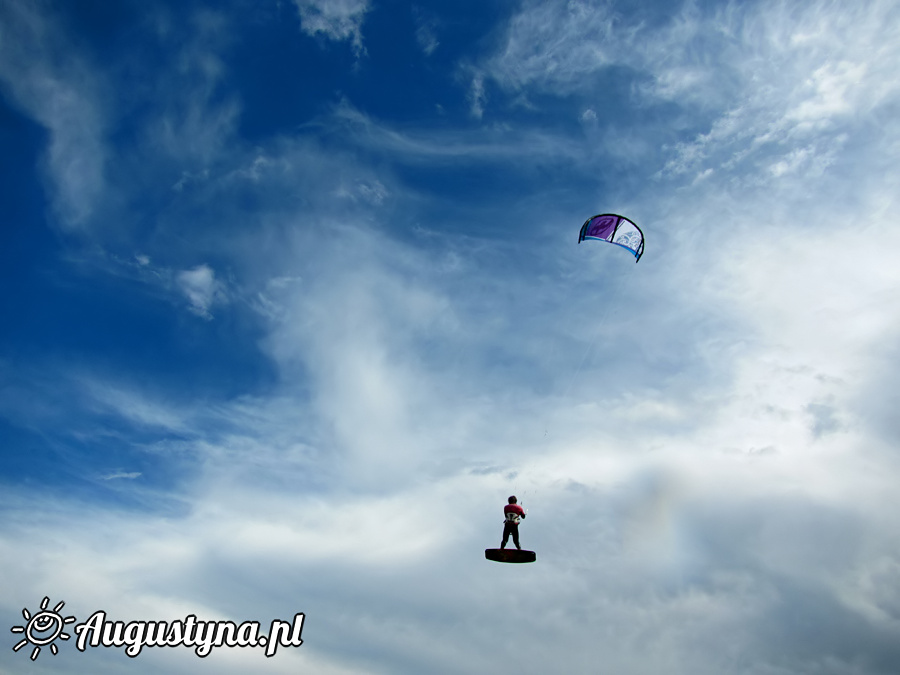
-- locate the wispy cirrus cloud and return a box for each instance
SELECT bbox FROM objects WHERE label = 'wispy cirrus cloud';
[141,9,241,167]
[654,1,900,183]
[177,264,226,319]
[413,7,440,56]
[324,98,593,166]
[472,0,900,187]
[0,0,107,228]
[100,471,142,480]
[3,1,900,673]
[293,0,370,55]
[475,0,621,96]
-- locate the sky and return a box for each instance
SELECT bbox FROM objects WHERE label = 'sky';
[2,0,900,672]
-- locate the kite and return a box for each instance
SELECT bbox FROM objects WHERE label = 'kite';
[578,214,644,262]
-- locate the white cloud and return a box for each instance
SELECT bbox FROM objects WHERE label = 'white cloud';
[414,13,439,56]
[0,0,107,228]
[100,471,142,480]
[651,2,900,182]
[474,0,900,186]
[177,264,225,319]
[142,11,241,168]
[293,0,369,55]
[787,61,869,125]
[327,99,589,164]
[477,0,619,95]
[82,378,193,433]
[335,178,388,204]
[468,71,486,119]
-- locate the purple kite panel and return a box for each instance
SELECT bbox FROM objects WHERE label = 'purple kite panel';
[585,215,619,240]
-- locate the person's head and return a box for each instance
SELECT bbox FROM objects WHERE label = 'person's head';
[508,496,517,504]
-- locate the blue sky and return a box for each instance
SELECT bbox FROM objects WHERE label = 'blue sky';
[2,0,900,672]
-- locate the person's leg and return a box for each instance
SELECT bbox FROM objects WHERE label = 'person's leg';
[501,522,511,549]
[512,524,521,550]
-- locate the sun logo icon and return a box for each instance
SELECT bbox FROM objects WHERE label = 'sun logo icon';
[11,597,76,661]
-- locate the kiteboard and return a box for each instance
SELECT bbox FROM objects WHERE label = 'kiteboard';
[485,548,536,564]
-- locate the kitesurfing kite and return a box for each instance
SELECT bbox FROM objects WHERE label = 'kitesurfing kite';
[578,214,644,262]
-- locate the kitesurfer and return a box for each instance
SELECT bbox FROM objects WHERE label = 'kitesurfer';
[500,496,526,550]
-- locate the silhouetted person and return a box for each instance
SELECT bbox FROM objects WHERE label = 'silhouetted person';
[501,495,526,550]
